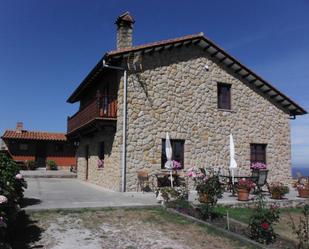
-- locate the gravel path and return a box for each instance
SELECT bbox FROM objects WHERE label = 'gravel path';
[16,208,250,249]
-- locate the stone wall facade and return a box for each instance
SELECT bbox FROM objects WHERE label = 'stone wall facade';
[76,44,291,192]
[76,126,121,191]
[123,45,291,191]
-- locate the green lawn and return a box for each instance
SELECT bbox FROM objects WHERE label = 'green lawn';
[214,206,304,242]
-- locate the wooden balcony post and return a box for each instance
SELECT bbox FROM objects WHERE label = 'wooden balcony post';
[96,90,102,117]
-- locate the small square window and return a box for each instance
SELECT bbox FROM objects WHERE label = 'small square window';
[217,83,231,110]
[55,144,63,153]
[250,144,267,164]
[19,144,28,151]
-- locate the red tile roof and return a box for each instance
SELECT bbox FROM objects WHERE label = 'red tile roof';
[2,130,67,141]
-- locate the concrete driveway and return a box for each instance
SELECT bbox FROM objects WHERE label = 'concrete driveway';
[23,178,159,210]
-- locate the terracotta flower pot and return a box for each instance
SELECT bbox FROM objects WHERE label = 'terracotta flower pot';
[237,188,249,201]
[198,193,211,203]
[271,192,282,199]
[298,188,309,198]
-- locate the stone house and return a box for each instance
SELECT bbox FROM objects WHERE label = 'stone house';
[66,12,307,192]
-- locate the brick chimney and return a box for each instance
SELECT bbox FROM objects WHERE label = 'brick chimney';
[115,11,135,49]
[16,122,23,133]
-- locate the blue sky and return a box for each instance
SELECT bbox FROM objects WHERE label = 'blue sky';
[0,0,308,166]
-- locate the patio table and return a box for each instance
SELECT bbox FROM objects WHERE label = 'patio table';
[155,171,181,187]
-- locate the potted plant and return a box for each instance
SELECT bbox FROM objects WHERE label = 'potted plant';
[295,178,309,198]
[188,168,223,205]
[237,178,255,201]
[269,182,289,199]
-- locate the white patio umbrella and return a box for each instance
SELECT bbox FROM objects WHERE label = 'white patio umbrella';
[229,134,237,184]
[164,132,173,187]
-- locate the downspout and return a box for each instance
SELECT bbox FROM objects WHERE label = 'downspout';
[121,70,127,192]
[102,60,127,192]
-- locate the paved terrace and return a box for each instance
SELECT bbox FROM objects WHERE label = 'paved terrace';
[23,178,308,211]
[23,178,159,210]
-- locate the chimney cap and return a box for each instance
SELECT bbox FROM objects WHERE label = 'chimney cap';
[115,11,135,25]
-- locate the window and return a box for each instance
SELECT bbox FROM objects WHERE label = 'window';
[250,144,267,164]
[19,143,28,151]
[55,144,64,153]
[161,139,184,169]
[217,83,231,110]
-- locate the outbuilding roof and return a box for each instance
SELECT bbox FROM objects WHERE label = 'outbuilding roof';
[67,33,307,116]
[1,130,67,141]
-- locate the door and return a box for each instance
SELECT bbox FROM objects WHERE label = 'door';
[85,145,89,180]
[35,142,47,168]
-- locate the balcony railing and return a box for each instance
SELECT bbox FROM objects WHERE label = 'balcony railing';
[67,95,117,134]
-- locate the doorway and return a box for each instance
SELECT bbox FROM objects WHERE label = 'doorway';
[35,142,47,168]
[85,145,89,180]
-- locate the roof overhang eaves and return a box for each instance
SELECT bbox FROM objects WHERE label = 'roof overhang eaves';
[66,58,107,103]
[196,37,307,116]
[68,33,307,116]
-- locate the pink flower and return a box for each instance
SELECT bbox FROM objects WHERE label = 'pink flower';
[15,173,23,180]
[172,160,182,170]
[0,195,8,204]
[250,162,267,170]
[97,159,104,168]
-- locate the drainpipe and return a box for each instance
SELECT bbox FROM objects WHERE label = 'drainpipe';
[102,60,127,192]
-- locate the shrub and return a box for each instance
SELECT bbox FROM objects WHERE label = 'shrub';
[195,172,223,206]
[289,204,309,249]
[46,160,57,170]
[159,186,188,203]
[269,182,289,197]
[248,193,280,244]
[197,203,223,221]
[27,160,36,170]
[0,152,27,246]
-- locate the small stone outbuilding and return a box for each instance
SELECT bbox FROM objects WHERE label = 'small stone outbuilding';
[66,12,307,191]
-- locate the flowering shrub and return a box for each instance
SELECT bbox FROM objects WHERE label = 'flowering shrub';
[237,178,255,191]
[187,167,208,185]
[295,178,309,190]
[250,162,267,170]
[97,159,104,169]
[249,193,280,244]
[188,168,223,206]
[172,160,182,170]
[0,152,27,246]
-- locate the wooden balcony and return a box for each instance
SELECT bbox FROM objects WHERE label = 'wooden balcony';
[67,95,117,135]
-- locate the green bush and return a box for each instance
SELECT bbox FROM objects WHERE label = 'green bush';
[27,160,36,170]
[0,152,27,246]
[46,160,57,170]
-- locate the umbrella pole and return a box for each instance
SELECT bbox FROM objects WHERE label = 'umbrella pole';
[170,170,173,187]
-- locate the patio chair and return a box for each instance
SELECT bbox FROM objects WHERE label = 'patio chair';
[251,169,270,193]
[137,170,151,192]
